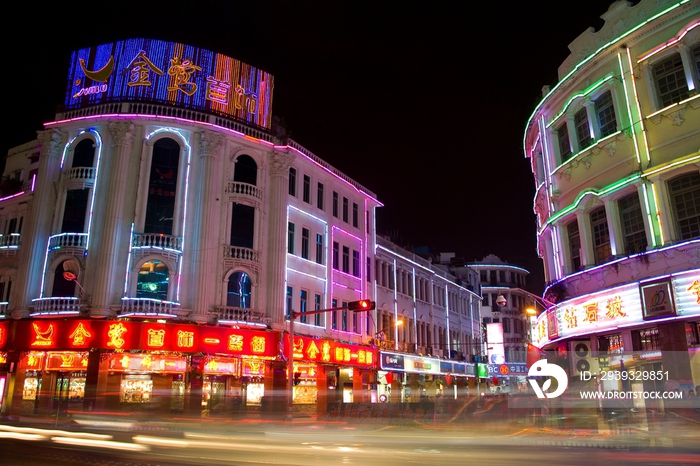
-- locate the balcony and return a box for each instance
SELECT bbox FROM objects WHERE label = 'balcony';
[62,166,96,190]
[48,233,88,262]
[0,233,20,255]
[132,233,183,260]
[30,297,84,317]
[225,181,263,206]
[119,297,187,319]
[214,306,269,327]
[222,245,260,273]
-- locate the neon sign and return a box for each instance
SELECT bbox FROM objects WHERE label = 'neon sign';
[69,323,92,346]
[107,323,128,348]
[31,323,54,346]
[65,39,274,130]
[286,334,375,367]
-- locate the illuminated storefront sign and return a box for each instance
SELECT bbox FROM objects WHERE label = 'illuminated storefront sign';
[0,320,8,349]
[203,356,240,375]
[45,352,89,371]
[379,352,442,375]
[487,363,528,376]
[65,39,274,130]
[285,334,375,367]
[640,279,676,320]
[13,320,278,357]
[107,353,187,373]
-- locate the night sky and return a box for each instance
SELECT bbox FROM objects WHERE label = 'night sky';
[4,1,624,292]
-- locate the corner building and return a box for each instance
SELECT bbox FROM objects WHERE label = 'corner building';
[524,0,700,399]
[0,38,381,418]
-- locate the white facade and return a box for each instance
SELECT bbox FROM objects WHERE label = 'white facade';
[373,237,482,360]
[524,0,700,389]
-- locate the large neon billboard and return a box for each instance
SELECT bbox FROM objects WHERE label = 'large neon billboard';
[64,39,274,130]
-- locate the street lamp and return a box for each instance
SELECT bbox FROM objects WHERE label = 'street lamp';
[286,300,375,422]
[495,288,557,311]
[373,319,402,349]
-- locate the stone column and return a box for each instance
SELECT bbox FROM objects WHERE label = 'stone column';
[191,131,224,323]
[90,121,135,317]
[266,151,294,328]
[12,129,65,317]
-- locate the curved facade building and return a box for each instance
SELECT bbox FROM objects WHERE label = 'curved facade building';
[524,0,700,393]
[0,38,385,417]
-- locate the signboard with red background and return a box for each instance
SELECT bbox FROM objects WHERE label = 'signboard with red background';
[285,334,376,368]
[12,320,278,358]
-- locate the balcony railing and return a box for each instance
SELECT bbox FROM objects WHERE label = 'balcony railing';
[214,306,268,324]
[132,233,183,252]
[30,297,83,316]
[48,233,88,250]
[0,233,20,249]
[119,297,180,317]
[222,245,259,263]
[63,166,96,183]
[225,181,263,200]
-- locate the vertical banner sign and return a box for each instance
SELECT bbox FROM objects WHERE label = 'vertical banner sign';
[486,323,505,364]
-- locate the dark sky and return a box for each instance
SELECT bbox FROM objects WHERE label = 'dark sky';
[3,0,622,291]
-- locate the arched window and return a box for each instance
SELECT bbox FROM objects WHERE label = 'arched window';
[233,155,257,186]
[145,138,180,235]
[72,139,95,168]
[137,260,169,300]
[52,261,76,297]
[227,271,251,308]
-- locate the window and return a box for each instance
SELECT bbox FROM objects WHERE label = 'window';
[302,175,310,203]
[136,260,169,301]
[227,271,251,308]
[366,257,371,282]
[233,154,257,185]
[503,318,510,333]
[286,286,293,319]
[594,91,616,138]
[653,53,689,108]
[694,45,700,83]
[557,123,572,162]
[352,203,358,228]
[331,298,338,329]
[342,197,349,223]
[618,193,647,255]
[332,191,339,217]
[288,168,297,196]
[342,302,348,331]
[574,107,592,150]
[287,222,295,255]
[315,234,324,264]
[669,172,700,240]
[299,289,308,324]
[317,182,324,210]
[590,207,611,264]
[314,294,322,327]
[568,220,582,272]
[332,242,339,270]
[632,327,660,351]
[342,246,350,273]
[352,250,360,277]
[230,202,254,249]
[301,227,310,259]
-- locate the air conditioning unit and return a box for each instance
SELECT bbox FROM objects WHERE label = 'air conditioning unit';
[570,340,599,376]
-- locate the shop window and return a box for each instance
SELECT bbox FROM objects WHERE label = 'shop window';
[686,322,700,347]
[136,260,169,301]
[598,333,623,354]
[632,327,660,351]
[668,171,700,240]
[121,375,153,403]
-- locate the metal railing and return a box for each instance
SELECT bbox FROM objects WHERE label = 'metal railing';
[132,233,183,252]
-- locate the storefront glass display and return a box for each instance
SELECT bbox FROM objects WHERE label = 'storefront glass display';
[22,375,39,400]
[121,375,153,403]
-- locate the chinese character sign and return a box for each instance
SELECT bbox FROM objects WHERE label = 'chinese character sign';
[65,39,274,130]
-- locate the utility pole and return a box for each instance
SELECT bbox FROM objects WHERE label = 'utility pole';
[286,300,375,422]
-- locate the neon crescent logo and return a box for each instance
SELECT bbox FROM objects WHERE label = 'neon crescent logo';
[527,360,568,399]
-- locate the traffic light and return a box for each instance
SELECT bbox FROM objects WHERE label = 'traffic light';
[347,300,375,311]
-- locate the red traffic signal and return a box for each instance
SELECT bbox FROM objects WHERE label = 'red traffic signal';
[347,300,376,311]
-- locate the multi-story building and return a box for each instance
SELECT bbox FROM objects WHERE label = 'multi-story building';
[459,255,532,392]
[524,0,700,394]
[373,238,481,401]
[0,38,383,418]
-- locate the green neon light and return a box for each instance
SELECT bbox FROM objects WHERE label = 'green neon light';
[523,0,690,155]
[545,75,616,128]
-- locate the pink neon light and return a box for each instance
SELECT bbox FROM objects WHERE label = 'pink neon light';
[637,21,700,62]
[0,192,25,202]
